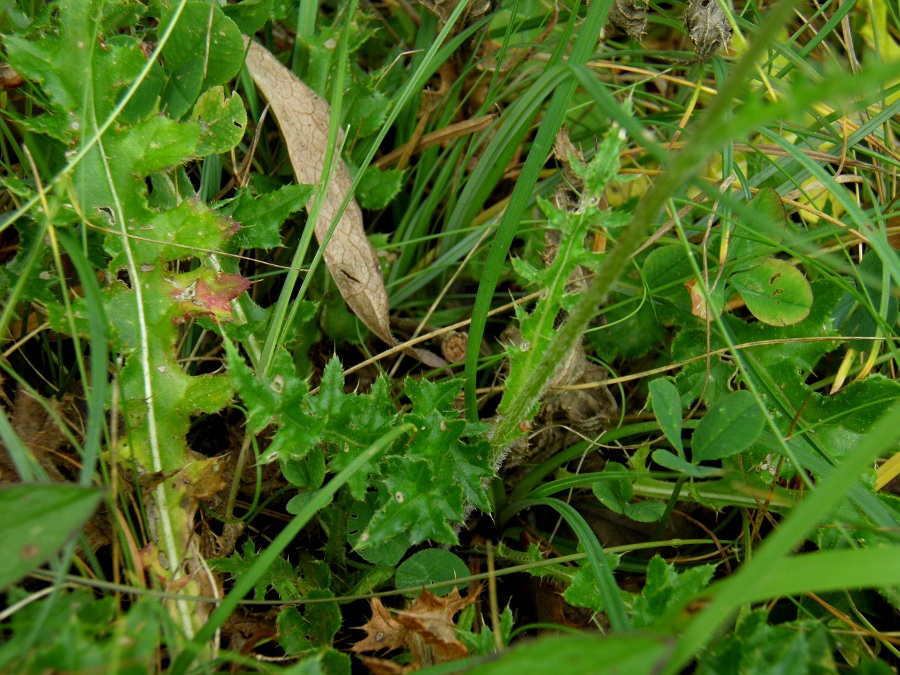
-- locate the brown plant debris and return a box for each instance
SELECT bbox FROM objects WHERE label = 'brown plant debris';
[353,586,480,672]
[242,40,445,369]
[684,0,733,61]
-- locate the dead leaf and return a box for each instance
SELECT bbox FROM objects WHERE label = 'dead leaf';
[395,587,476,663]
[353,587,479,670]
[352,598,409,654]
[684,0,733,61]
[684,279,719,320]
[243,40,445,368]
[4,384,68,483]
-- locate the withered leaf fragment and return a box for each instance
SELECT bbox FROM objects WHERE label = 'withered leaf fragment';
[684,0,733,60]
[242,40,445,367]
[353,588,479,671]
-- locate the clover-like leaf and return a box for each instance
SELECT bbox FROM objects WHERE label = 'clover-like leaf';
[731,258,813,326]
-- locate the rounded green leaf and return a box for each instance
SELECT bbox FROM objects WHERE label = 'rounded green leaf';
[395,549,469,597]
[692,390,766,462]
[730,259,813,326]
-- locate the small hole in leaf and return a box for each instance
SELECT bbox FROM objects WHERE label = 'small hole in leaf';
[116,269,132,288]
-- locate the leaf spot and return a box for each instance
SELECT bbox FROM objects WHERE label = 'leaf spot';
[270,375,284,393]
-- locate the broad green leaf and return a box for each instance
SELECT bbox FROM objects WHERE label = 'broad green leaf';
[671,329,735,408]
[158,1,244,117]
[222,0,273,34]
[692,390,766,462]
[730,258,813,326]
[649,378,684,455]
[593,461,665,523]
[724,277,844,406]
[798,375,900,464]
[282,447,327,489]
[395,549,470,596]
[643,245,695,300]
[191,86,248,156]
[224,184,313,250]
[0,484,104,591]
[592,462,632,514]
[589,300,664,361]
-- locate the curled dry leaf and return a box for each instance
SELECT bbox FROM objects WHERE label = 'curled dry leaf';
[684,0,733,61]
[242,40,445,368]
[684,278,719,320]
[353,587,479,670]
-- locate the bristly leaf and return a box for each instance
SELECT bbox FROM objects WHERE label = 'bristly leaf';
[211,540,301,602]
[228,352,493,565]
[496,129,626,455]
[6,0,249,640]
[351,377,493,564]
[630,555,715,628]
[222,184,314,250]
[562,552,623,613]
[697,609,835,674]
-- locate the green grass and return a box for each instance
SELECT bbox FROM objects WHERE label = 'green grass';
[1,0,899,672]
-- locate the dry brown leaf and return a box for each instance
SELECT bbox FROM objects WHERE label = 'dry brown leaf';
[395,588,475,663]
[684,279,719,320]
[352,598,409,654]
[243,40,445,368]
[353,588,479,670]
